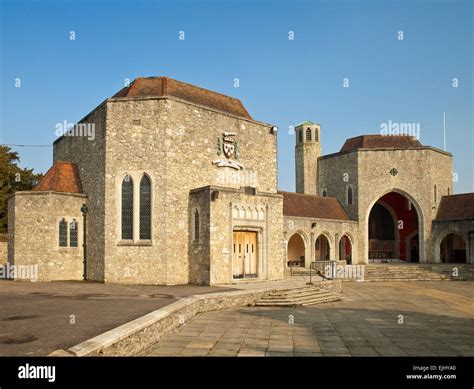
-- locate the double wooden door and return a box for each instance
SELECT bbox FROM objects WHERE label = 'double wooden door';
[232,231,258,278]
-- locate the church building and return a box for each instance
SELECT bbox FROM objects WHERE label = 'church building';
[7,77,474,284]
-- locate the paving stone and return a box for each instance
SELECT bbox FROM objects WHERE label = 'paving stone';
[179,348,210,356]
[265,351,294,357]
[140,281,474,357]
[147,347,184,356]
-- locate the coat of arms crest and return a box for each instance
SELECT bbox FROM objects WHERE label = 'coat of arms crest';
[223,133,236,158]
[213,132,244,170]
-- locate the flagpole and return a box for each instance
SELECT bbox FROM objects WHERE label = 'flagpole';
[443,111,446,151]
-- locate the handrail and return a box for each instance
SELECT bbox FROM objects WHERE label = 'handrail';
[311,260,337,281]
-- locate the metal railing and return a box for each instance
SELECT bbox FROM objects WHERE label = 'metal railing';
[307,260,337,284]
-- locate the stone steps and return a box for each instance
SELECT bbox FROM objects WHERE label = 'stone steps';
[364,264,474,281]
[266,286,330,298]
[288,264,474,281]
[254,286,342,307]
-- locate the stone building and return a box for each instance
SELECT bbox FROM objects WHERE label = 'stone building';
[286,123,474,268]
[7,76,474,285]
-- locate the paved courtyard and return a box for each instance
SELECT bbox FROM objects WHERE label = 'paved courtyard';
[143,281,474,356]
[0,280,227,356]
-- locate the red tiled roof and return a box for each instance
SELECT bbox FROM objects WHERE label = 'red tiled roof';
[112,77,252,120]
[279,191,350,221]
[340,135,422,152]
[436,193,474,221]
[33,161,82,194]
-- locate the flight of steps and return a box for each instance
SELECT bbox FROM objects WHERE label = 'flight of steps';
[253,285,342,307]
[285,267,325,278]
[364,264,474,281]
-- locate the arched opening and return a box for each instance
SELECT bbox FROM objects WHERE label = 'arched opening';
[347,186,353,205]
[59,218,68,247]
[139,174,151,240]
[306,128,312,141]
[121,175,134,240]
[287,233,305,267]
[315,234,330,261]
[440,233,466,263]
[368,191,419,262]
[69,219,78,247]
[339,235,352,264]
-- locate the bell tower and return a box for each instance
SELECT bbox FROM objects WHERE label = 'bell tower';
[295,121,321,194]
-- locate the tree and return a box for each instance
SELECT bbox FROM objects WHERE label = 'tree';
[0,146,43,233]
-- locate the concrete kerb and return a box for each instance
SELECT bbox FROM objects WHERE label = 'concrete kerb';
[49,280,341,356]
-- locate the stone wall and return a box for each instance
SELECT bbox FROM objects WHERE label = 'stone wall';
[8,191,86,281]
[188,188,211,285]
[318,151,359,220]
[103,97,278,285]
[53,103,107,281]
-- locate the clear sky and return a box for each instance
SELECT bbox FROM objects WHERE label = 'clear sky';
[1,0,472,193]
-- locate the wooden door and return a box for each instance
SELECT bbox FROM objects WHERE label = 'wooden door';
[233,231,258,278]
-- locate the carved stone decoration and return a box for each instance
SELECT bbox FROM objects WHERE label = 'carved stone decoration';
[213,132,244,170]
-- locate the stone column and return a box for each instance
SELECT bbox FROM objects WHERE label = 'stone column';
[468,232,474,264]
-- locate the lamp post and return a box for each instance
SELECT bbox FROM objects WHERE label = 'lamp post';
[80,204,88,280]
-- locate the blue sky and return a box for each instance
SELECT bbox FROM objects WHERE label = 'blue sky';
[1,0,472,193]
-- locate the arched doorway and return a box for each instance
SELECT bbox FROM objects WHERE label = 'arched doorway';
[315,234,330,261]
[368,191,420,262]
[339,235,352,264]
[287,233,305,267]
[440,233,466,263]
[406,232,419,263]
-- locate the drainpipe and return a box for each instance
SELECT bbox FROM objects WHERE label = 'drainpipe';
[80,204,88,280]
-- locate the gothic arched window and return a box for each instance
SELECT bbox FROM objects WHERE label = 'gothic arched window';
[139,175,151,240]
[194,209,200,241]
[298,129,303,143]
[347,187,353,205]
[59,218,68,247]
[70,219,78,247]
[306,128,312,141]
[315,129,319,142]
[322,190,327,197]
[121,175,134,240]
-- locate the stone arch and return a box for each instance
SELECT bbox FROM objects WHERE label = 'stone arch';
[439,232,467,263]
[339,232,354,264]
[434,230,468,263]
[315,232,331,261]
[365,188,425,263]
[287,231,307,267]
